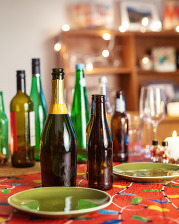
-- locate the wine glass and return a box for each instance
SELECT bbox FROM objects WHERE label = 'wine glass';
[140,86,165,140]
[146,86,165,139]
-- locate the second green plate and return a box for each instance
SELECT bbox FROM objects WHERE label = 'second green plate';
[113,162,179,183]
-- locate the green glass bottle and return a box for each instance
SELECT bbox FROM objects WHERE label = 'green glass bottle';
[40,68,77,187]
[30,58,47,161]
[10,70,35,167]
[71,64,90,163]
[0,92,9,159]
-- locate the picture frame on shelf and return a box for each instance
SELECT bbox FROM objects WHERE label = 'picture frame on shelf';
[119,1,161,31]
[163,0,179,30]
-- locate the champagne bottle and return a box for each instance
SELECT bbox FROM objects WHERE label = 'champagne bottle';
[30,58,47,161]
[40,68,77,187]
[10,70,35,167]
[0,92,9,159]
[88,94,113,191]
[111,91,129,162]
[71,64,90,163]
[99,76,113,132]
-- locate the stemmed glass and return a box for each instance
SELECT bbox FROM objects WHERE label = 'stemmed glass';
[140,86,165,140]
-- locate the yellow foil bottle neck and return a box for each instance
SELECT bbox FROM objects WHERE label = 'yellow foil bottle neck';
[49,79,68,114]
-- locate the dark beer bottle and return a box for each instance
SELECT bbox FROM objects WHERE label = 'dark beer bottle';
[10,70,35,167]
[88,94,113,191]
[111,91,129,162]
[40,68,77,187]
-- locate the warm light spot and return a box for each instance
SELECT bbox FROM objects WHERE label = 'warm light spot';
[176,26,179,32]
[54,43,61,52]
[102,50,109,57]
[62,24,70,31]
[86,63,93,72]
[102,33,111,40]
[172,130,177,137]
[151,21,162,31]
[142,57,149,64]
[119,25,127,33]
[141,17,149,27]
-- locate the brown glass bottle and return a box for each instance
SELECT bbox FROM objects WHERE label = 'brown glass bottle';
[88,94,113,191]
[111,91,129,162]
[40,68,77,187]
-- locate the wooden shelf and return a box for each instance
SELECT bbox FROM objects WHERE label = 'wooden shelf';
[69,67,131,75]
[137,69,179,76]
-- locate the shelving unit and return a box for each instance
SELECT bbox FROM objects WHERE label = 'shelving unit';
[57,29,179,112]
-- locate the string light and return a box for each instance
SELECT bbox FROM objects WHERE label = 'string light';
[102,33,111,40]
[176,26,179,32]
[102,50,109,57]
[62,24,70,31]
[86,63,93,72]
[54,42,61,52]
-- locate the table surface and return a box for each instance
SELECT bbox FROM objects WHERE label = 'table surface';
[0,159,179,224]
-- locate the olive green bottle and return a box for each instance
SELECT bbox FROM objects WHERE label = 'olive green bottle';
[30,58,47,161]
[40,68,77,187]
[0,92,9,159]
[10,70,35,167]
[71,64,90,163]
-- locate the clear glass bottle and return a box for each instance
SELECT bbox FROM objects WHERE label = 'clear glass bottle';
[111,91,129,162]
[88,94,113,191]
[71,64,90,163]
[99,76,113,131]
[160,141,169,163]
[40,68,77,187]
[0,92,9,159]
[10,70,35,167]
[30,58,48,161]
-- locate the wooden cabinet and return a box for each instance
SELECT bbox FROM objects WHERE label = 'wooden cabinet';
[57,29,179,112]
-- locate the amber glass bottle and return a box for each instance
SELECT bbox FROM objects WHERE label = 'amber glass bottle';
[88,94,113,191]
[10,70,35,167]
[86,95,94,148]
[40,68,77,187]
[111,91,129,162]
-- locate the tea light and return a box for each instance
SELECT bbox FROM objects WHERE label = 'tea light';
[165,131,179,160]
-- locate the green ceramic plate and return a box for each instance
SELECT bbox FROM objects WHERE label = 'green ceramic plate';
[8,187,112,219]
[113,162,179,183]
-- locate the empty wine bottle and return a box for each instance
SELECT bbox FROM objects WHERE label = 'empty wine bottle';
[40,68,77,187]
[88,94,113,191]
[111,91,129,162]
[0,92,9,159]
[10,70,35,167]
[71,64,90,163]
[30,58,47,161]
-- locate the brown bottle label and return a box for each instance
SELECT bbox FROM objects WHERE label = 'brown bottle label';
[10,112,17,152]
[49,103,68,114]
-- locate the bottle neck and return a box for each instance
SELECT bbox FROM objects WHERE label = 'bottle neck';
[94,101,106,121]
[75,69,85,86]
[91,99,95,115]
[115,96,126,113]
[99,82,112,114]
[0,92,5,113]
[17,77,26,93]
[32,64,40,76]
[31,75,42,93]
[51,79,65,104]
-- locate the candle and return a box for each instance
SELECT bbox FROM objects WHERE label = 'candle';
[165,131,179,160]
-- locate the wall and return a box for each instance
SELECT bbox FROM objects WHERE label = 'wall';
[0,0,163,136]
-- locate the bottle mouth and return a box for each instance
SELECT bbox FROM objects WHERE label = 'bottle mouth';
[16,70,25,79]
[51,68,65,79]
[94,94,105,103]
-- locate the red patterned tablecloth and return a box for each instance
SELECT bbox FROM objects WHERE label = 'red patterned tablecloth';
[0,163,179,224]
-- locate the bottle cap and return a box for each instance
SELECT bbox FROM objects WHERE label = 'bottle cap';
[99,76,108,84]
[152,140,158,145]
[32,58,40,65]
[76,64,85,70]
[162,141,168,146]
[16,70,25,79]
[51,68,65,79]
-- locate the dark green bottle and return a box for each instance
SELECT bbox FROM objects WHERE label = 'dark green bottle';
[71,64,90,163]
[40,68,77,187]
[0,92,9,159]
[10,70,35,168]
[30,58,47,161]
